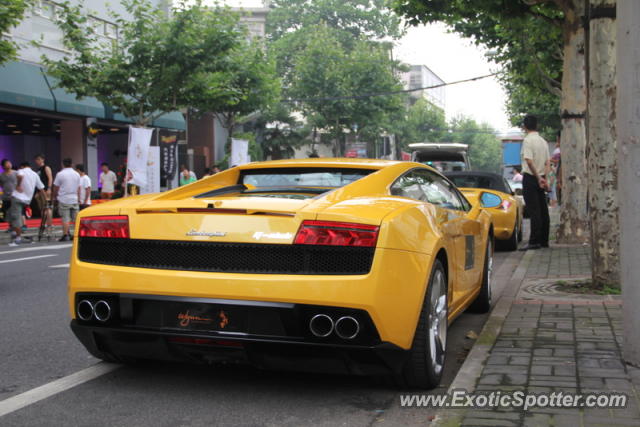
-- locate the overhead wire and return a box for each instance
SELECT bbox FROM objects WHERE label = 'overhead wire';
[281,72,501,103]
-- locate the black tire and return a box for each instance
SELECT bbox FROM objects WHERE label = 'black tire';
[396,259,448,390]
[469,237,493,313]
[503,219,519,251]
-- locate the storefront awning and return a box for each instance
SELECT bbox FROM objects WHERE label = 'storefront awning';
[45,74,105,118]
[152,111,186,130]
[0,61,55,111]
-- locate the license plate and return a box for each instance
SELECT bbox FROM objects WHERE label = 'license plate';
[162,303,246,333]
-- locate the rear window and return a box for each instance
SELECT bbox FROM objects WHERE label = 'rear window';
[239,167,375,189]
[447,175,506,193]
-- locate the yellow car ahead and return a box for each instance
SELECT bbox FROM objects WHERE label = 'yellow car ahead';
[445,171,524,251]
[68,159,494,389]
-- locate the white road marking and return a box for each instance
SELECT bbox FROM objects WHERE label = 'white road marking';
[0,244,72,256]
[49,263,70,268]
[0,254,57,264]
[0,363,120,417]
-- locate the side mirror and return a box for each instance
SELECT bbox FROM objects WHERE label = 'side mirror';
[480,192,502,209]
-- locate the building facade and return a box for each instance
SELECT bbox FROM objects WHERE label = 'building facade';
[401,65,446,110]
[1,0,185,194]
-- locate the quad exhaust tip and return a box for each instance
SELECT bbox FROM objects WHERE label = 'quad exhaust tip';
[77,299,111,322]
[77,300,94,321]
[335,316,360,340]
[94,300,112,322]
[309,314,334,338]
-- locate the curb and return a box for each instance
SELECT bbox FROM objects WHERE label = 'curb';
[435,250,534,426]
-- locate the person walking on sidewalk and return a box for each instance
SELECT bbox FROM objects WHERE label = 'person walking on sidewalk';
[520,115,551,251]
[8,162,44,246]
[75,164,91,210]
[0,159,17,227]
[34,154,53,228]
[52,158,81,242]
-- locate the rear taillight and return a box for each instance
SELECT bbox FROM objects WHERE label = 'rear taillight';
[294,220,379,247]
[79,215,130,238]
[501,200,512,211]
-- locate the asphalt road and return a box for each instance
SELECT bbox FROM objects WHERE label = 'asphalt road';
[0,241,514,427]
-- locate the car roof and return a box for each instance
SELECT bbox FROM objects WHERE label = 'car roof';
[408,142,468,152]
[444,171,511,193]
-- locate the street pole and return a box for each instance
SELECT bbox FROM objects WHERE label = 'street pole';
[617,0,640,367]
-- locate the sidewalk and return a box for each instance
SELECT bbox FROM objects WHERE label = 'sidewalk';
[441,244,640,426]
[0,220,65,245]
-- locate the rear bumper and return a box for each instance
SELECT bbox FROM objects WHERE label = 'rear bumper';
[68,247,432,349]
[70,321,408,376]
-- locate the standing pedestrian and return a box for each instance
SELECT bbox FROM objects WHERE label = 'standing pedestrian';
[0,159,17,227]
[52,158,81,242]
[512,166,523,183]
[8,162,44,246]
[99,163,117,199]
[75,164,92,209]
[519,115,551,250]
[34,154,53,228]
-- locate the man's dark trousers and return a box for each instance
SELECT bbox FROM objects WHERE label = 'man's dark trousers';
[523,173,550,246]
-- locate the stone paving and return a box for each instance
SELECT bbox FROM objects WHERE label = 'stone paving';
[458,245,640,427]
[524,245,591,279]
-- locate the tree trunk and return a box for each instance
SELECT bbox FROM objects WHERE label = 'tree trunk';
[617,0,640,367]
[557,3,590,244]
[587,0,619,287]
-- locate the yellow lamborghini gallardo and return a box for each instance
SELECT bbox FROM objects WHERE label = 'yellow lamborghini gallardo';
[68,159,494,389]
[445,171,523,251]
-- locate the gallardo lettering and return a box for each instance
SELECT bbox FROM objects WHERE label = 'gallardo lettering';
[178,311,213,327]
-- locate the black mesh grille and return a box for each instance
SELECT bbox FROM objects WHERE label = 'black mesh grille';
[78,238,375,275]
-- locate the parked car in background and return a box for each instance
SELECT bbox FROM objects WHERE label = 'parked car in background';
[409,142,470,171]
[445,171,523,251]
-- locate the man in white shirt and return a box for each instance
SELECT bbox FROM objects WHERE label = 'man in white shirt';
[8,161,45,246]
[75,164,92,209]
[519,115,551,251]
[52,158,81,242]
[99,163,117,199]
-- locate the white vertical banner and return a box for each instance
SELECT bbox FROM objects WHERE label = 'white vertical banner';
[140,146,160,194]
[231,138,250,167]
[127,126,154,188]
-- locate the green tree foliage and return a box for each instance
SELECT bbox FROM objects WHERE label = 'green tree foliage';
[287,26,404,155]
[192,37,281,140]
[44,0,244,126]
[394,98,447,149]
[0,0,30,64]
[255,103,310,160]
[265,0,406,157]
[448,116,502,173]
[392,0,564,129]
[267,0,403,45]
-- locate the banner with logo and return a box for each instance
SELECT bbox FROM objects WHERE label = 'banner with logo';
[127,126,154,187]
[140,146,160,194]
[231,138,250,167]
[159,131,179,184]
